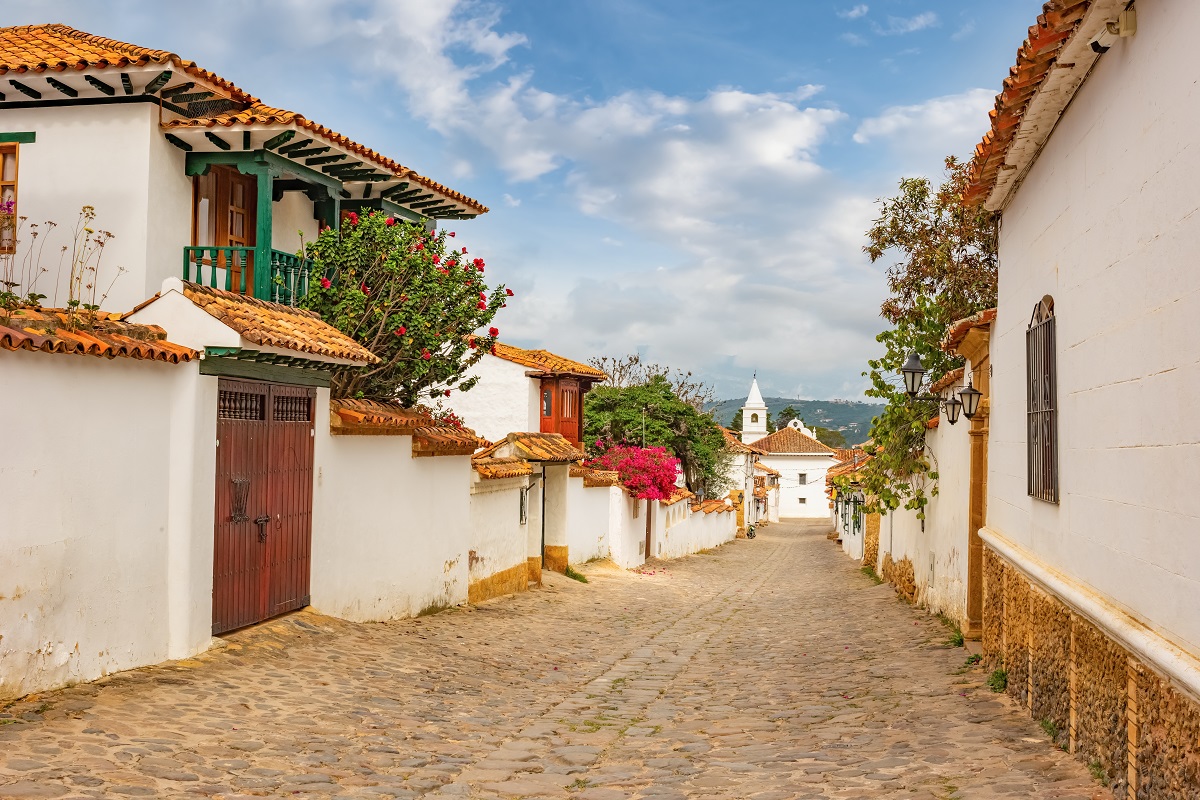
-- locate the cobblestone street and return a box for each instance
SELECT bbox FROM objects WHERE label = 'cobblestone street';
[0,521,1102,800]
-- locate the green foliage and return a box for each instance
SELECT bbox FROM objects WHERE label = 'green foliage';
[965,653,982,666]
[301,212,506,404]
[813,425,847,449]
[856,157,998,515]
[776,405,800,428]
[730,408,743,432]
[564,565,589,583]
[584,375,731,496]
[1039,718,1059,740]
[861,566,883,585]
[987,669,1008,693]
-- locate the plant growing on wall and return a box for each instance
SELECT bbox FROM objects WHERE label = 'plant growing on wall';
[301,212,509,405]
[857,156,998,516]
[585,443,680,500]
[583,375,732,497]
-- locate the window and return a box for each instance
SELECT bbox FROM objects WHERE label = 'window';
[798,497,807,504]
[542,389,553,417]
[561,387,577,419]
[519,488,529,525]
[750,413,759,423]
[797,473,808,485]
[1027,296,1059,503]
[0,143,17,252]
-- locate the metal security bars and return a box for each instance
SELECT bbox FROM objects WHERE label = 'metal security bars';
[1027,297,1059,503]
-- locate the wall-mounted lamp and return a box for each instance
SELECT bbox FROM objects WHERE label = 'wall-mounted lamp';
[900,352,983,426]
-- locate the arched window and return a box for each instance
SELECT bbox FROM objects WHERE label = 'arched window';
[750,413,759,423]
[1027,296,1058,503]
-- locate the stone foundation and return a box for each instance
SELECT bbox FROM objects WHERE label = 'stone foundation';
[984,543,1200,799]
[543,545,569,574]
[467,562,529,604]
[526,556,542,587]
[881,554,917,604]
[862,513,880,569]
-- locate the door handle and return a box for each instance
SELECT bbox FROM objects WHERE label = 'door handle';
[254,515,270,543]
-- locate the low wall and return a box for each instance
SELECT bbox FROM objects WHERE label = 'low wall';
[983,534,1200,799]
[0,352,215,700]
[310,394,472,620]
[565,479,612,565]
[609,493,647,569]
[468,476,530,603]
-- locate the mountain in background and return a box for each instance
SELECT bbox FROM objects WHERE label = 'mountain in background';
[707,397,882,444]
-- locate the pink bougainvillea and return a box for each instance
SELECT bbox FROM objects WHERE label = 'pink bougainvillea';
[585,443,680,500]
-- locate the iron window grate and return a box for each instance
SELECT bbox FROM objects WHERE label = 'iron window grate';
[1027,298,1059,503]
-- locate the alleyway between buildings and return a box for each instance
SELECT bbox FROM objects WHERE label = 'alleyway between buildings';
[0,521,1101,800]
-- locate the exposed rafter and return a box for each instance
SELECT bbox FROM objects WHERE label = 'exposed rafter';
[8,80,41,99]
[287,146,330,158]
[84,75,115,96]
[160,82,196,98]
[143,70,172,95]
[277,138,313,155]
[120,73,133,95]
[305,154,346,166]
[45,77,77,98]
[205,132,231,151]
[165,134,192,152]
[262,130,296,151]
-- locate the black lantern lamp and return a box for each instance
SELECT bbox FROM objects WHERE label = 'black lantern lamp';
[959,380,983,419]
[901,351,926,397]
[944,394,963,425]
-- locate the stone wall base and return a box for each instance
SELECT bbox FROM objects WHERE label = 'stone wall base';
[863,513,880,569]
[543,545,569,574]
[468,563,530,604]
[526,556,542,587]
[881,553,917,604]
[984,545,1200,799]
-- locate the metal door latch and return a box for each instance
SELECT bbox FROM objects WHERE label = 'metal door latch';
[254,515,270,543]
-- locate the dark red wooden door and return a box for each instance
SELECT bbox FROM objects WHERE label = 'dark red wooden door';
[213,379,315,635]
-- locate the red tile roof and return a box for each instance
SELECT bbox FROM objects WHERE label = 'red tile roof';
[722,428,766,455]
[489,341,607,379]
[746,426,836,456]
[753,461,780,477]
[0,307,196,363]
[329,399,486,456]
[942,308,997,353]
[473,456,533,480]
[476,432,586,463]
[569,464,622,488]
[929,367,966,395]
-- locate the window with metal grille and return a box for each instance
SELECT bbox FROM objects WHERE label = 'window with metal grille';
[218,390,265,420]
[797,472,807,485]
[1027,297,1059,503]
[273,395,312,422]
[519,488,529,525]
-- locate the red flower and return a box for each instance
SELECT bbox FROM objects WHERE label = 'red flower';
[488,326,499,337]
[385,217,396,227]
[395,326,406,335]
[505,288,514,296]
[446,259,456,268]
[448,231,456,237]
[479,292,486,301]
[469,339,478,349]
[415,243,425,251]
[422,350,432,360]
[432,255,441,264]
[438,267,449,275]
[320,277,332,289]
[473,257,485,268]
[477,301,486,309]
[461,246,467,254]
[444,390,451,397]
[360,282,369,295]
[346,211,359,226]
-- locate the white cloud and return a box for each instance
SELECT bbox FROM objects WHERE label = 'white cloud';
[952,20,976,41]
[502,193,521,207]
[853,88,994,162]
[840,32,868,47]
[872,12,939,35]
[838,5,869,20]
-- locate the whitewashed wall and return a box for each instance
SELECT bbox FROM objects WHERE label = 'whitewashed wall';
[310,391,472,620]
[876,415,972,624]
[760,454,838,518]
[443,354,540,443]
[609,494,648,569]
[0,352,215,700]
[0,103,191,311]
[988,0,1200,653]
[565,480,612,564]
[658,504,735,559]
[468,476,529,586]
[271,191,320,256]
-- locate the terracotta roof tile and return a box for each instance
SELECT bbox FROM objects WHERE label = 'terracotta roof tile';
[329,398,486,456]
[0,307,196,363]
[663,486,695,506]
[490,341,607,379]
[0,24,257,103]
[753,462,780,477]
[964,2,1093,207]
[412,426,486,457]
[746,426,836,455]
[178,282,376,363]
[473,456,533,480]
[942,308,997,353]
[569,463,622,488]
[476,432,586,463]
[929,366,966,395]
[723,427,766,455]
[695,499,732,514]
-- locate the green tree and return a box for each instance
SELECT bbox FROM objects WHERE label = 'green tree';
[730,408,743,432]
[301,212,508,404]
[857,156,998,516]
[812,426,847,449]
[584,375,731,497]
[776,405,800,429]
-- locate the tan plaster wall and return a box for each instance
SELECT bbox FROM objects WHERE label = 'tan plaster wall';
[543,545,569,574]
[467,562,529,604]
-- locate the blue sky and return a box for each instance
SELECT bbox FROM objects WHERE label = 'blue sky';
[19,1,1041,402]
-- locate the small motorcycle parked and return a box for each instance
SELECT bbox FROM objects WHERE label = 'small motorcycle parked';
[746,524,756,539]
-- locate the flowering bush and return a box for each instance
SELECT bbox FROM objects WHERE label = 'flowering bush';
[301,212,509,404]
[585,443,680,500]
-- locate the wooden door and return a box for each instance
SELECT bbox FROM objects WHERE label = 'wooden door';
[539,378,556,434]
[194,167,257,292]
[557,380,579,443]
[212,379,315,635]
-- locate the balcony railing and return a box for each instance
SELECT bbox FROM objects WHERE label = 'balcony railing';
[183,246,316,307]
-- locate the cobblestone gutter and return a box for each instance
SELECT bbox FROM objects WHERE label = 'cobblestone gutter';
[983,544,1200,799]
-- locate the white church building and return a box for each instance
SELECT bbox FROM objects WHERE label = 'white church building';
[739,379,838,519]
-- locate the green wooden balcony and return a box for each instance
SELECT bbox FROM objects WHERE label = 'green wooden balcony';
[183,246,316,307]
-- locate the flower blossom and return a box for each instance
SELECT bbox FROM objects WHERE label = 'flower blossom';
[488,326,499,337]
[346,211,359,226]
[477,301,486,309]
[395,326,406,335]
[320,277,332,289]
[505,288,514,296]
[421,350,432,360]
[385,217,396,227]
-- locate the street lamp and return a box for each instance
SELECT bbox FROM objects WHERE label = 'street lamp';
[899,352,980,425]
[901,351,926,397]
[959,380,982,419]
[944,395,963,426]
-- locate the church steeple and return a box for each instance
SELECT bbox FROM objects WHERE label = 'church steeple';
[741,375,769,444]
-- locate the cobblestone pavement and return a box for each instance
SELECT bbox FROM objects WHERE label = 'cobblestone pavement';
[0,520,1105,800]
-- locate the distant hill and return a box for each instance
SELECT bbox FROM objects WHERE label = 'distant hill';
[708,397,882,444]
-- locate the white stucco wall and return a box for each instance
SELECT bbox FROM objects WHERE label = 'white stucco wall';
[271,191,320,256]
[565,480,612,565]
[0,102,192,312]
[609,494,648,570]
[988,0,1200,655]
[310,391,472,620]
[468,476,529,585]
[658,503,735,560]
[759,454,838,518]
[0,351,215,700]
[443,354,540,443]
[874,416,972,624]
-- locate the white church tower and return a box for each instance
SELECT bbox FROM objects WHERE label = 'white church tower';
[740,376,769,445]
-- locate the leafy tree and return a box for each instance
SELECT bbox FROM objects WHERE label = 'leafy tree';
[588,353,716,411]
[585,444,680,500]
[730,408,743,432]
[776,405,800,429]
[584,375,731,497]
[813,426,847,449]
[301,212,509,404]
[857,157,998,516]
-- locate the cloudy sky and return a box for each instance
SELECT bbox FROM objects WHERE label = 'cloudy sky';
[16,1,1040,401]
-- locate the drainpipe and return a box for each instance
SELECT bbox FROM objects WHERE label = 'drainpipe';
[541,463,547,563]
